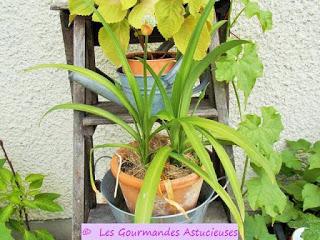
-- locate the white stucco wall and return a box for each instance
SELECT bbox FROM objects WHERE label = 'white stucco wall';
[0,0,319,220]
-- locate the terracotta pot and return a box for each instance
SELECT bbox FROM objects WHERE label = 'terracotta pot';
[110,153,203,216]
[126,52,176,76]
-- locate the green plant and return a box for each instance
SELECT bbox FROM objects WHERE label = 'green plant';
[68,0,216,66]
[0,140,63,240]
[27,1,281,239]
[275,139,320,239]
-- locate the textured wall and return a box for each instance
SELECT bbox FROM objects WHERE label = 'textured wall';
[0,0,319,220]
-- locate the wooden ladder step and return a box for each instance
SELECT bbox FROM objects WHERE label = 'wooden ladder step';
[82,98,218,126]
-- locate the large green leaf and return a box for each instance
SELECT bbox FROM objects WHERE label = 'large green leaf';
[302,183,320,210]
[244,214,276,240]
[246,171,286,218]
[181,116,276,182]
[134,146,171,223]
[309,152,320,170]
[274,200,300,223]
[216,43,263,103]
[92,0,128,23]
[155,0,184,39]
[173,15,211,60]
[238,107,283,173]
[69,0,94,16]
[33,193,63,212]
[128,0,158,29]
[281,149,302,171]
[282,180,306,202]
[98,20,130,67]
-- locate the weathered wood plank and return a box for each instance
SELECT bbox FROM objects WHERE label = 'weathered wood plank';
[82,98,218,126]
[72,16,86,240]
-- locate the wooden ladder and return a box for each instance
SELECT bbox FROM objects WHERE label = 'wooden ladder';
[50,1,233,239]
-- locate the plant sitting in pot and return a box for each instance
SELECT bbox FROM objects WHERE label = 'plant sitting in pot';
[68,0,215,73]
[28,0,279,239]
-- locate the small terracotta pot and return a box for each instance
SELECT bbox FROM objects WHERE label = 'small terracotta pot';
[126,52,176,76]
[110,153,203,216]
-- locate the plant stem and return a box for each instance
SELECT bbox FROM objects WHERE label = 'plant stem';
[142,35,149,165]
[231,81,243,121]
[0,140,31,231]
[230,7,245,28]
[240,156,249,192]
[226,0,235,36]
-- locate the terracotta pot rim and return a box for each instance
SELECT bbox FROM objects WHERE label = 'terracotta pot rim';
[126,51,176,62]
[110,154,201,191]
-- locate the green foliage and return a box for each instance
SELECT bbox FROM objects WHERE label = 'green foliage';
[241,0,273,32]
[216,43,263,104]
[68,0,215,64]
[289,214,320,240]
[244,214,276,240]
[0,147,62,239]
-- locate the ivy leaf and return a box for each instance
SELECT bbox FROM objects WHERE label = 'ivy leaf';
[281,149,302,170]
[238,107,283,173]
[34,229,55,240]
[247,172,286,218]
[68,0,94,16]
[173,15,211,60]
[287,139,311,152]
[128,0,158,29]
[92,0,128,23]
[0,205,15,222]
[289,214,320,240]
[216,43,263,103]
[309,152,320,170]
[282,180,306,202]
[275,200,300,223]
[155,0,184,39]
[98,20,130,67]
[0,222,14,240]
[244,214,276,240]
[302,183,320,210]
[243,1,272,32]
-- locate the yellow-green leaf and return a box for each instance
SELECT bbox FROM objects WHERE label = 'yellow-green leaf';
[92,0,127,23]
[155,0,184,39]
[120,0,137,10]
[99,20,130,67]
[173,15,211,60]
[128,0,158,29]
[68,0,94,16]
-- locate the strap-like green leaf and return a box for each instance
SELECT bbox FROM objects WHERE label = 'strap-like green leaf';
[134,146,172,223]
[181,116,276,183]
[26,64,139,122]
[201,130,245,220]
[170,152,244,239]
[44,103,139,140]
